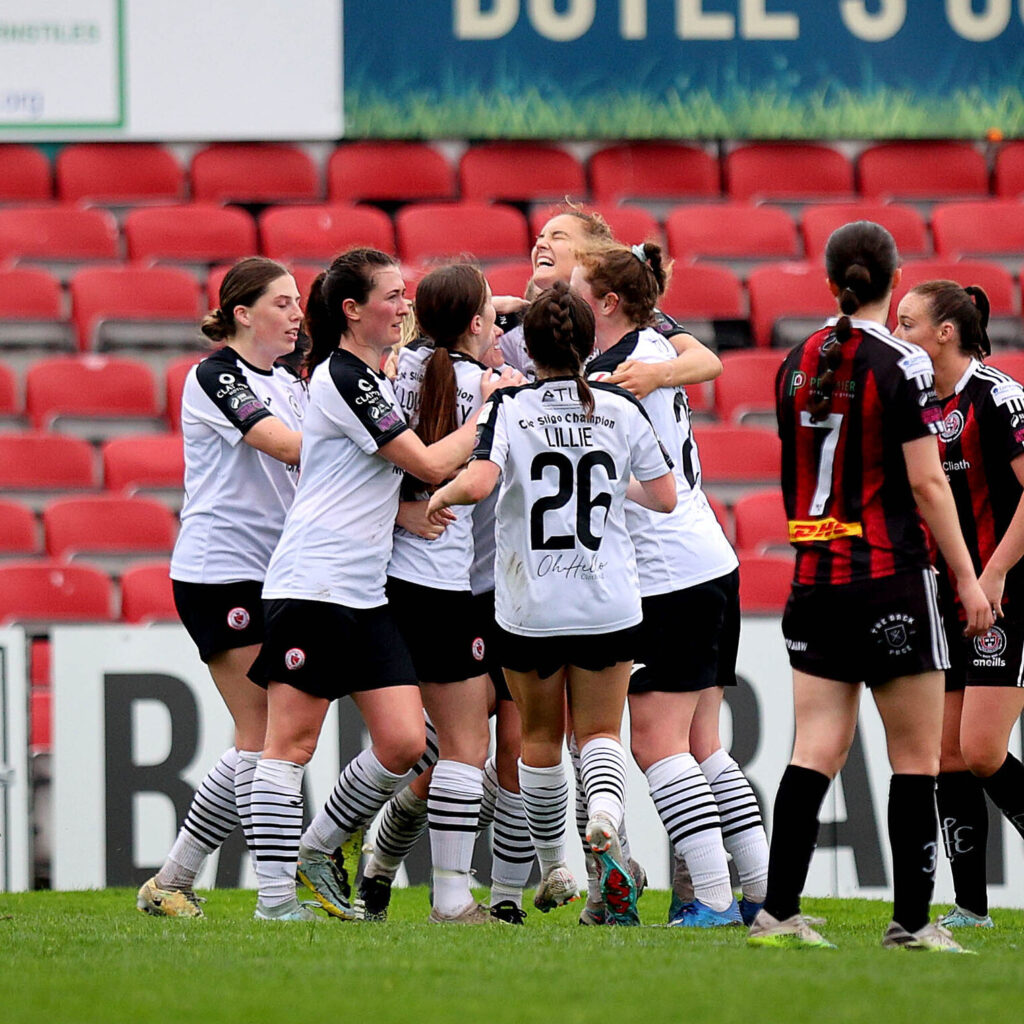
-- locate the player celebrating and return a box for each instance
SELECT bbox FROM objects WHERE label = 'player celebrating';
[427,281,676,925]
[138,257,306,918]
[748,222,993,952]
[575,240,770,927]
[894,280,1024,929]
[245,248,512,921]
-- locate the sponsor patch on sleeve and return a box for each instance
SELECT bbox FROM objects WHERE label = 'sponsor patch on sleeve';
[991,381,1024,406]
[898,351,934,381]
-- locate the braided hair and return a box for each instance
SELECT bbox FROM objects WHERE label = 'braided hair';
[523,280,597,419]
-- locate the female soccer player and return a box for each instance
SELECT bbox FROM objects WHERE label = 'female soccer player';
[245,247,515,920]
[428,281,677,925]
[749,222,993,952]
[573,240,770,927]
[895,280,1024,929]
[138,257,306,918]
[386,262,526,923]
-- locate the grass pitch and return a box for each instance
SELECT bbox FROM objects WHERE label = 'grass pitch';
[1,888,1022,1024]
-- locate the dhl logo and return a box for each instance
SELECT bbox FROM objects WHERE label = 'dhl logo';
[788,518,863,542]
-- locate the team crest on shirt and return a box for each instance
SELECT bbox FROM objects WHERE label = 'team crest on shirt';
[870,613,916,656]
[939,409,965,443]
[227,606,250,630]
[284,648,306,670]
[471,637,485,661]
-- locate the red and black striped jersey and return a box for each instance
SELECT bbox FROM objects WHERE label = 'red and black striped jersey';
[776,317,944,585]
[934,359,1024,613]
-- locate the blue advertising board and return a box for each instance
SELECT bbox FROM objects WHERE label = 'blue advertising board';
[343,1,1024,138]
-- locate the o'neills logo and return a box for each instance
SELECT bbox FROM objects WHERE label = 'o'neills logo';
[788,518,863,542]
[284,648,306,670]
[227,607,250,630]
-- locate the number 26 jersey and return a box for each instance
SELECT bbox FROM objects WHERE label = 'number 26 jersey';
[472,377,673,637]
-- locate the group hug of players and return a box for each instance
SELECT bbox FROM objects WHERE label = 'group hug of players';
[135,205,1024,952]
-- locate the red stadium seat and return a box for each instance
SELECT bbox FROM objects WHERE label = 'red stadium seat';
[931,201,1024,263]
[484,261,533,299]
[165,355,202,431]
[733,488,789,555]
[0,205,119,264]
[70,265,202,351]
[659,263,744,320]
[801,203,930,261]
[665,203,799,267]
[31,688,52,751]
[0,144,51,202]
[30,637,51,688]
[715,350,786,424]
[725,144,854,202]
[890,259,1019,347]
[588,143,719,203]
[328,143,455,203]
[747,262,836,348]
[0,362,19,417]
[56,144,185,204]
[0,499,40,556]
[43,495,177,570]
[396,202,529,265]
[529,203,663,248]
[25,356,160,438]
[120,561,177,623]
[858,143,989,200]
[659,262,749,350]
[191,144,320,204]
[0,266,74,351]
[459,143,585,203]
[994,142,1024,199]
[737,552,794,614]
[0,560,115,625]
[704,491,732,543]
[259,204,395,261]
[0,432,97,496]
[124,204,257,265]
[102,433,184,495]
[695,424,781,503]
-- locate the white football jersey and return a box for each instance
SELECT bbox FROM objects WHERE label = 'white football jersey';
[387,342,488,591]
[170,347,306,584]
[262,349,409,609]
[473,377,672,636]
[589,327,737,595]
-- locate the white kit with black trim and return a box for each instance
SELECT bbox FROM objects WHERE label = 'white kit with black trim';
[388,342,489,591]
[170,347,307,584]
[262,349,408,609]
[472,377,672,636]
[589,327,737,596]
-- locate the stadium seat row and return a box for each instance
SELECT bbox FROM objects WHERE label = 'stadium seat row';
[3,140,1024,205]
[3,198,1024,274]
[3,253,1021,353]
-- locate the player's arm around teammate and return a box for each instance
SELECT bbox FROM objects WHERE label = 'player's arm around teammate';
[573,240,770,928]
[244,249,510,920]
[138,258,307,918]
[750,222,992,953]
[895,280,1024,928]
[430,282,675,925]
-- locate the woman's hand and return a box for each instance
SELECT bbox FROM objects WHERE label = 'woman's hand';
[426,490,457,527]
[958,577,997,637]
[977,564,1007,620]
[493,295,529,316]
[481,366,525,402]
[607,358,669,400]
[396,500,447,540]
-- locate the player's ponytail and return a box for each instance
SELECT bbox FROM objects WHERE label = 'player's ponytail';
[414,263,489,446]
[908,280,992,362]
[524,280,597,419]
[806,316,850,423]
